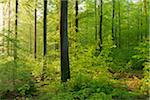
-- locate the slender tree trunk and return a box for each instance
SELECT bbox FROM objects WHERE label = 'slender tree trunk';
[118,0,121,48]
[99,0,103,52]
[2,5,5,53]
[143,0,148,38]
[115,11,118,46]
[112,0,115,45]
[140,1,143,41]
[95,0,97,41]
[75,0,78,57]
[43,0,47,57]
[60,0,70,82]
[34,0,37,58]
[29,25,32,54]
[14,0,18,62]
[137,4,140,41]
[75,0,78,33]
[41,0,47,81]
[7,0,11,55]
[127,0,130,47]
[13,0,18,88]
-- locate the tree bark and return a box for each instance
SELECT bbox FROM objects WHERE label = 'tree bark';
[41,0,47,81]
[13,0,18,88]
[75,0,78,33]
[112,0,115,45]
[34,0,37,58]
[14,0,18,61]
[95,0,97,41]
[43,0,47,57]
[60,0,70,82]
[99,0,103,52]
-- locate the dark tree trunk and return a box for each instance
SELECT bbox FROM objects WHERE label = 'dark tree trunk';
[60,0,70,82]
[41,0,47,81]
[34,0,37,58]
[95,0,97,41]
[13,0,18,88]
[75,0,78,57]
[75,0,78,32]
[112,0,115,45]
[43,0,47,57]
[140,2,143,41]
[14,0,18,60]
[99,0,103,52]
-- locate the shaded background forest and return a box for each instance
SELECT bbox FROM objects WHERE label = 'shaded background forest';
[0,0,149,99]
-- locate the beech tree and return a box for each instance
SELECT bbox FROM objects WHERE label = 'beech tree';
[60,0,70,82]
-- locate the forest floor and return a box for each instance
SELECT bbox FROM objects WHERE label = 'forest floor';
[0,67,149,100]
[33,70,149,100]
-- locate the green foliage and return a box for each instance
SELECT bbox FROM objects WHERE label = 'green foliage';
[140,61,150,95]
[0,52,39,98]
[132,40,150,95]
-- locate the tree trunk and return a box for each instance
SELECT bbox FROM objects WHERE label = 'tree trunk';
[140,1,143,41]
[13,0,18,88]
[99,0,103,52]
[60,0,70,82]
[112,0,115,45]
[43,0,47,57]
[41,0,47,81]
[143,0,148,38]
[34,0,37,58]
[118,0,121,48]
[75,0,78,33]
[29,25,32,54]
[75,0,78,57]
[137,4,140,41]
[95,0,97,41]
[14,0,18,61]
[7,0,11,55]
[2,4,5,53]
[127,0,130,47]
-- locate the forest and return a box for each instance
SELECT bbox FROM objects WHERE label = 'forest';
[0,0,149,99]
